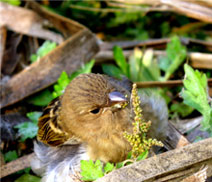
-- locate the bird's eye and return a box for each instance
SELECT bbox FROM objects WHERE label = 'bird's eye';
[90,108,100,114]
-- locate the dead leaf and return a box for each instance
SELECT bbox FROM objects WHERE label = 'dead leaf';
[0,2,63,44]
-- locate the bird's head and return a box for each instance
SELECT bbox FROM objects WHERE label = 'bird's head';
[60,73,133,143]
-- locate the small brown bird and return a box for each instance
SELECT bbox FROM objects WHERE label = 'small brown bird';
[31,73,168,182]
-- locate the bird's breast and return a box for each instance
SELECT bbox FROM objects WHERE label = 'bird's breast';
[87,131,132,163]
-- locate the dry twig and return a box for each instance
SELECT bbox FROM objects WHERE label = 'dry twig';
[0,153,36,179]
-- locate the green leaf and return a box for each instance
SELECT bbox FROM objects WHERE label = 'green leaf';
[69,59,95,81]
[127,151,132,159]
[30,54,38,63]
[125,28,149,41]
[116,162,125,169]
[15,174,41,182]
[81,59,95,73]
[163,36,187,80]
[27,89,53,107]
[53,60,95,98]
[26,112,42,123]
[37,41,57,58]
[107,12,141,27]
[24,167,31,174]
[14,122,38,141]
[158,56,172,72]
[181,64,212,132]
[102,64,123,79]
[14,112,41,141]
[52,71,70,98]
[104,163,114,174]
[4,150,18,162]
[141,49,160,81]
[129,48,142,82]
[137,150,149,161]
[158,88,171,104]
[1,0,21,6]
[30,40,57,63]
[160,22,170,37]
[80,160,104,181]
[113,46,129,78]
[129,48,160,82]
[166,36,186,61]
[170,102,194,117]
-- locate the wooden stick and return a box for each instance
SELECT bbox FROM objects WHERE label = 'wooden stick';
[0,26,7,69]
[110,0,212,23]
[95,50,212,69]
[70,2,169,13]
[28,1,85,37]
[136,80,183,88]
[96,138,212,182]
[164,122,190,150]
[0,29,99,109]
[181,166,208,182]
[162,0,212,23]
[100,38,170,50]
[136,79,212,88]
[0,153,35,179]
[170,116,203,134]
[189,52,212,69]
[100,38,212,51]
[69,4,128,13]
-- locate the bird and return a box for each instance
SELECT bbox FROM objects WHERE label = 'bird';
[31,73,168,182]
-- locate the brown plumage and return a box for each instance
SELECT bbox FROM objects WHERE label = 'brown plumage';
[32,73,168,182]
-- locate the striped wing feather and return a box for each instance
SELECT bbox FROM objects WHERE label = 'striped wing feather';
[37,97,69,146]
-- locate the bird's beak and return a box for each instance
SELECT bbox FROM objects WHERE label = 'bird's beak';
[108,91,127,108]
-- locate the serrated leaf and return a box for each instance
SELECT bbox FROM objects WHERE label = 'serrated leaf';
[14,111,41,141]
[102,64,123,79]
[80,160,104,181]
[15,174,41,182]
[4,150,18,162]
[104,163,114,173]
[113,46,129,78]
[181,64,212,132]
[26,112,42,123]
[163,36,187,80]
[14,122,38,141]
[27,89,53,107]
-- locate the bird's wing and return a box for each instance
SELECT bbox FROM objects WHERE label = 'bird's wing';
[37,97,80,147]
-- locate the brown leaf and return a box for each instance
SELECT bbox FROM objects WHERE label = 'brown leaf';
[0,2,63,44]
